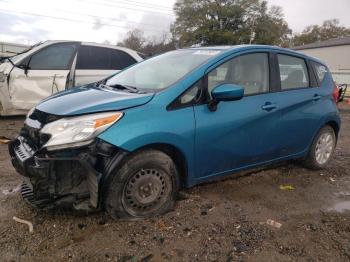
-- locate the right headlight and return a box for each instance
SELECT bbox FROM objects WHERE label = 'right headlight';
[40,111,123,151]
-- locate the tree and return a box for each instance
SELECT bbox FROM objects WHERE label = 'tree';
[293,19,350,46]
[117,29,176,56]
[170,0,291,47]
[142,33,177,55]
[117,29,145,51]
[253,5,291,47]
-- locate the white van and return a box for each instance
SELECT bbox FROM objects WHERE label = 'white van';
[0,40,143,116]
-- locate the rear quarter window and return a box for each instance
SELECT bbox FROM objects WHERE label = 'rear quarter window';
[110,49,137,69]
[312,62,328,84]
[77,46,137,70]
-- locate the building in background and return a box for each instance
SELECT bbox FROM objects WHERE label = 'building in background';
[0,42,29,57]
[293,37,350,97]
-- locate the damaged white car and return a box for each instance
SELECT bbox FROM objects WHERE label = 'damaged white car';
[0,40,143,116]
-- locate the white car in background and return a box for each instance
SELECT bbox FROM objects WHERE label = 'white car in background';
[0,40,143,116]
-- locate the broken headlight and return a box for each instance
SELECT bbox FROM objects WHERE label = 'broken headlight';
[40,112,123,151]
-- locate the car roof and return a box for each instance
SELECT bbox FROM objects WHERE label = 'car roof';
[35,40,143,61]
[80,41,142,59]
[42,40,132,51]
[187,44,302,54]
[184,44,326,65]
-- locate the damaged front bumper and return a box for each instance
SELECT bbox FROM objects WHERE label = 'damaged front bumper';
[9,135,127,211]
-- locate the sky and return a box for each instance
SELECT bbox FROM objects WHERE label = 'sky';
[0,0,350,45]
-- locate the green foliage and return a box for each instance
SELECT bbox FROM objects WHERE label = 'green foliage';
[171,0,291,47]
[117,29,176,56]
[293,19,350,46]
[118,6,350,51]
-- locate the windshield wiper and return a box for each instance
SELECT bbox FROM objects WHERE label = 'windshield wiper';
[114,84,140,93]
[98,83,144,93]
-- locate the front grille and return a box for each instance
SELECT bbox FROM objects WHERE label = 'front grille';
[13,138,34,162]
[21,182,51,208]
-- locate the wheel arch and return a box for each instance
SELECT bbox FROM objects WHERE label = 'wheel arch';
[324,120,340,139]
[100,142,189,212]
[302,116,340,160]
[302,119,339,170]
[101,142,189,199]
[130,143,188,189]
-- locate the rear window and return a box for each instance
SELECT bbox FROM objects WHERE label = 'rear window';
[77,46,137,70]
[312,61,328,84]
[278,54,309,90]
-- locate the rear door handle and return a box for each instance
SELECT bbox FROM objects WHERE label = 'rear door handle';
[261,102,277,111]
[313,94,322,101]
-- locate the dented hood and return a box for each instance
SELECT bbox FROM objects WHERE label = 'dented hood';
[36,84,155,116]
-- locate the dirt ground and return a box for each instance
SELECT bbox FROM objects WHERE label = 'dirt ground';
[0,102,350,262]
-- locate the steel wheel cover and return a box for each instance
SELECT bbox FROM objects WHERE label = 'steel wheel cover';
[122,168,172,216]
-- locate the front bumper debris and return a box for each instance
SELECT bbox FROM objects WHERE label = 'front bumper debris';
[9,135,126,211]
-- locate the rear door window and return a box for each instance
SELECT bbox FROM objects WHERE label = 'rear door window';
[277,54,309,90]
[312,62,328,84]
[28,44,76,70]
[77,46,110,70]
[110,49,137,69]
[77,46,136,70]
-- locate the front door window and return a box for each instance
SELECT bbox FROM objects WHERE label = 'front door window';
[208,53,270,96]
[28,44,76,70]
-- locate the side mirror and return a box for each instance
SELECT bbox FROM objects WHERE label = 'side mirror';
[209,83,244,111]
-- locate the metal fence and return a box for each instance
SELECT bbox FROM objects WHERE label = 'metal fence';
[0,42,29,57]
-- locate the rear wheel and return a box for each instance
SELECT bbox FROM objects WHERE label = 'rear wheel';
[105,149,179,220]
[303,125,336,169]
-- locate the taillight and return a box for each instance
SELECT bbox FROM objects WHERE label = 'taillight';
[333,83,339,103]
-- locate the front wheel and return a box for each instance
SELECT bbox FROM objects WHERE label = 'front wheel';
[105,149,179,220]
[303,125,336,170]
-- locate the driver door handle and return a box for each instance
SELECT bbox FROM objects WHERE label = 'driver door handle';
[313,94,322,101]
[261,102,277,111]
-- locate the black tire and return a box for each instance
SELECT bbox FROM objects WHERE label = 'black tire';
[105,149,179,220]
[303,125,336,170]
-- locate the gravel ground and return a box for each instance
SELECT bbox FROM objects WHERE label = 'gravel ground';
[0,102,350,262]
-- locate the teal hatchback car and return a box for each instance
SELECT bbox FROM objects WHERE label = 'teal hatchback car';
[9,45,340,219]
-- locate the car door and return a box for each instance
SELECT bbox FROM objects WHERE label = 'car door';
[74,45,137,86]
[194,52,282,180]
[273,53,322,157]
[8,43,77,110]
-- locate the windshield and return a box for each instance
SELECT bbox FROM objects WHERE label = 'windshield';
[10,53,27,63]
[106,49,222,91]
[10,41,44,64]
